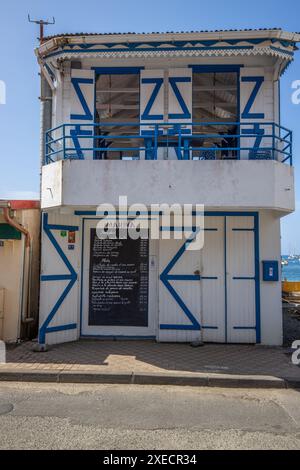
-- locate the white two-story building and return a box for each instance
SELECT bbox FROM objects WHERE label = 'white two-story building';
[37,28,299,347]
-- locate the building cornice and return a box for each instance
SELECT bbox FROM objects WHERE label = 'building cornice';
[36,29,300,59]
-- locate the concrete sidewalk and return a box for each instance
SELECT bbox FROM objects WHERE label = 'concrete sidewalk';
[0,340,299,388]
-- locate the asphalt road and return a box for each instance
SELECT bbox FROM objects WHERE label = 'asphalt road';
[0,382,300,449]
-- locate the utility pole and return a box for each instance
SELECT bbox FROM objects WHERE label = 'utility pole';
[28,15,55,43]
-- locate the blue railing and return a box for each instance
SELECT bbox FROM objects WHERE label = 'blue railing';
[45,122,293,165]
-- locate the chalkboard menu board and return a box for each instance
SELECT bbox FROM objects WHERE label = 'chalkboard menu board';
[89,229,149,326]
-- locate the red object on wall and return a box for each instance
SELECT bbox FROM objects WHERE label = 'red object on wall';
[9,200,40,210]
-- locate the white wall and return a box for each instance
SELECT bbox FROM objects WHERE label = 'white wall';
[259,210,283,345]
[41,159,295,213]
[39,208,285,346]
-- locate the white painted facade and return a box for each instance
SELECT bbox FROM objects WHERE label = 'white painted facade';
[36,29,299,346]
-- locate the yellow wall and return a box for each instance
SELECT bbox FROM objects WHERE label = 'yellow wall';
[0,208,40,342]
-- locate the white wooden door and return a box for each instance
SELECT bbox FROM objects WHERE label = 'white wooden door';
[201,216,226,342]
[158,235,202,342]
[158,215,258,344]
[226,216,257,343]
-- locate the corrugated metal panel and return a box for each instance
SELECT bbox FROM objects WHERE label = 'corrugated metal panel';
[43,28,283,41]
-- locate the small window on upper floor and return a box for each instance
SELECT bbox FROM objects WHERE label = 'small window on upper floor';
[95,73,140,159]
[192,71,239,160]
[95,73,140,123]
[193,71,238,125]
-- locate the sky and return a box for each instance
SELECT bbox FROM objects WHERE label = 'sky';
[0,0,300,253]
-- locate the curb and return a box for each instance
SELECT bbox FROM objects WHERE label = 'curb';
[0,369,299,389]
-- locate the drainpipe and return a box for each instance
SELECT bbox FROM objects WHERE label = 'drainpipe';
[1,205,34,325]
[3,207,31,248]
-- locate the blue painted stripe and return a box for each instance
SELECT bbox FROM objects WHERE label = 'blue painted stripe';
[201,276,218,280]
[47,224,79,231]
[80,334,156,339]
[160,227,217,232]
[104,217,154,220]
[190,64,243,72]
[254,213,261,343]
[46,323,77,333]
[160,227,196,232]
[160,324,200,330]
[41,274,74,281]
[141,77,164,121]
[92,67,144,74]
[232,276,255,280]
[241,76,265,119]
[233,326,256,330]
[167,274,201,281]
[224,216,228,343]
[168,77,192,120]
[75,210,162,216]
[202,326,219,329]
[70,77,94,121]
[202,211,259,217]
[232,228,254,231]
[76,211,245,218]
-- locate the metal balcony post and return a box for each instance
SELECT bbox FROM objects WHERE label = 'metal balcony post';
[154,124,158,160]
[63,124,66,160]
[183,138,190,160]
[45,131,48,164]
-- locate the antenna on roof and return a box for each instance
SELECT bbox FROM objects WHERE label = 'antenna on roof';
[28,15,55,43]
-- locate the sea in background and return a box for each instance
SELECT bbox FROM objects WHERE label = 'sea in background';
[282,255,300,281]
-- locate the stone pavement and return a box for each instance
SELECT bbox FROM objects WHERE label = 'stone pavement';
[0,340,299,387]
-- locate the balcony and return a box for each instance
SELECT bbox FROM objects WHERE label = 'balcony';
[41,121,294,212]
[45,122,292,165]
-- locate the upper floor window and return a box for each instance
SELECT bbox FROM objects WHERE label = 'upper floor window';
[95,73,140,123]
[193,71,238,124]
[192,71,238,159]
[95,72,140,159]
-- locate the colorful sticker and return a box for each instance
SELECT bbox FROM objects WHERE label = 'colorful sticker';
[68,231,76,243]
